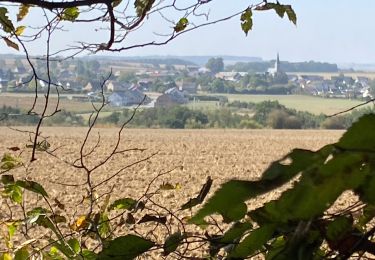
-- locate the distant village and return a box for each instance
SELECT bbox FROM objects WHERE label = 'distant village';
[0,54,374,108]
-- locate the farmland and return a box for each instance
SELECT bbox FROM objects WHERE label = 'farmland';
[206,94,372,115]
[0,128,344,215]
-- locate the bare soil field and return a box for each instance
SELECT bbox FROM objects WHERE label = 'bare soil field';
[0,128,349,257]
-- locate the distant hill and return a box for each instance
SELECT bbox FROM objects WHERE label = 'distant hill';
[83,55,262,66]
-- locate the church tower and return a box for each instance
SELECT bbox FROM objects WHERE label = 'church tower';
[275,53,280,73]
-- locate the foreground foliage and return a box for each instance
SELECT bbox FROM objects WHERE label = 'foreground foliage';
[1,114,375,259]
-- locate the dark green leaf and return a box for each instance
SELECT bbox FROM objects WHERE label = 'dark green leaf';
[111,0,122,8]
[338,114,375,151]
[251,153,368,224]
[27,207,49,224]
[181,176,212,210]
[1,175,14,185]
[14,247,29,260]
[97,234,154,259]
[0,7,14,33]
[190,148,329,224]
[160,182,175,190]
[108,198,137,211]
[16,180,49,197]
[218,222,253,244]
[209,222,253,256]
[284,5,297,25]
[138,214,167,225]
[174,17,189,33]
[326,216,353,241]
[82,250,97,260]
[228,224,275,258]
[240,8,253,36]
[163,231,184,256]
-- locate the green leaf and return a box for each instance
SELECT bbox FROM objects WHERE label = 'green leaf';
[98,213,111,238]
[108,198,137,211]
[163,231,184,256]
[82,250,97,260]
[174,18,189,33]
[3,184,23,204]
[1,153,22,170]
[326,216,353,241]
[218,222,253,244]
[61,7,80,21]
[190,148,329,224]
[27,207,49,224]
[284,5,297,25]
[1,175,14,185]
[97,234,154,259]
[17,4,30,22]
[7,223,17,240]
[209,222,253,256]
[228,224,275,258]
[15,247,30,260]
[181,176,212,210]
[0,7,15,33]
[273,4,286,18]
[357,204,375,228]
[240,8,253,36]
[67,238,80,254]
[16,180,49,197]
[338,114,375,151]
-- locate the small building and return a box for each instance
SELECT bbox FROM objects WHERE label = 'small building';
[108,87,150,107]
[155,87,188,108]
[177,80,197,94]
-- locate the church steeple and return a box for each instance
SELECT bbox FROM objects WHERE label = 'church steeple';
[275,52,280,73]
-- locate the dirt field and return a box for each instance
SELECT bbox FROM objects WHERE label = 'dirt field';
[0,128,347,257]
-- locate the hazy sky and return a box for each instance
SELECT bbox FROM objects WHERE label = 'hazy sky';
[1,1,375,63]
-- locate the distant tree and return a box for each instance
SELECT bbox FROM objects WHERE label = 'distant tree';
[206,57,224,73]
[369,80,375,98]
[118,72,137,83]
[87,60,101,72]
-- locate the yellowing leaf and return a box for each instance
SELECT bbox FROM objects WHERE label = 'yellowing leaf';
[15,26,25,36]
[175,183,182,190]
[1,153,22,170]
[0,253,12,260]
[17,4,29,22]
[70,216,88,231]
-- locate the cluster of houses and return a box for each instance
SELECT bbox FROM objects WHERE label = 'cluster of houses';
[214,54,373,99]
[83,79,196,108]
[1,56,374,109]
